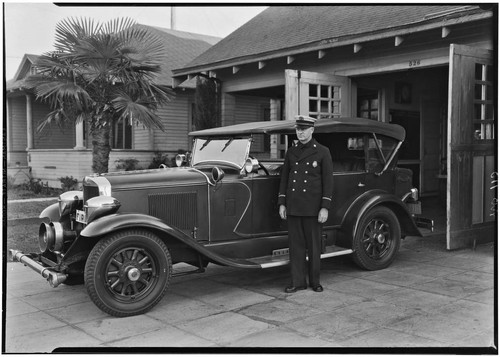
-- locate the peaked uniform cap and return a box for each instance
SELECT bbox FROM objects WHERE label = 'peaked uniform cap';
[295,115,317,128]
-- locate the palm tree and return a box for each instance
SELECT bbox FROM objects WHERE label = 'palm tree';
[26,17,174,173]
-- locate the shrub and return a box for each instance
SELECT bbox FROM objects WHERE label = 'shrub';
[115,158,140,171]
[23,178,51,195]
[59,176,79,191]
[6,175,16,190]
[148,152,171,169]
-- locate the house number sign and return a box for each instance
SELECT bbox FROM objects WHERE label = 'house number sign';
[409,59,421,67]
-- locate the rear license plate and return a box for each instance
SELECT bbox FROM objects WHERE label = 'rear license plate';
[76,210,86,223]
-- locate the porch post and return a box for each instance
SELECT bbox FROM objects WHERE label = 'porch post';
[74,121,86,149]
[26,94,34,149]
[269,99,281,159]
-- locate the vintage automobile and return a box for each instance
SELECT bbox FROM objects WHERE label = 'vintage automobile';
[10,117,431,317]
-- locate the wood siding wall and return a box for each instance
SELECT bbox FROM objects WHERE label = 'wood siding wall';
[152,91,192,153]
[235,95,270,124]
[29,150,93,187]
[8,97,28,153]
[29,150,159,187]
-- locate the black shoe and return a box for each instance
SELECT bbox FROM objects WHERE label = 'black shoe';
[312,285,323,292]
[285,286,307,293]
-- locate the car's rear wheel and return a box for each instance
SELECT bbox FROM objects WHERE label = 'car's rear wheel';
[84,229,172,317]
[352,206,401,270]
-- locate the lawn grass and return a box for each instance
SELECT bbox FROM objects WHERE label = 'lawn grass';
[7,220,42,254]
[7,200,57,220]
[7,187,61,200]
[6,187,60,256]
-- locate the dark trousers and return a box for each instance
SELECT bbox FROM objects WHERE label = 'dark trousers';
[287,215,322,287]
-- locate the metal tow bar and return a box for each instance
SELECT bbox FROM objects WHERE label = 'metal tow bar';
[9,249,67,287]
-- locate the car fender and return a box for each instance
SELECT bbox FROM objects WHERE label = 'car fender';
[341,190,422,245]
[79,213,261,269]
[39,203,60,222]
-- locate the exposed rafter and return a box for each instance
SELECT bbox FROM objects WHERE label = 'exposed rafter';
[442,26,451,38]
[395,35,404,46]
[287,56,295,64]
[232,66,240,74]
[354,43,363,53]
[318,50,326,59]
[172,76,185,88]
[258,61,266,69]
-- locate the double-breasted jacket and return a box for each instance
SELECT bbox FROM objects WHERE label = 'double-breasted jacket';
[278,138,334,216]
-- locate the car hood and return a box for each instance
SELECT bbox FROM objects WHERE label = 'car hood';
[89,167,209,192]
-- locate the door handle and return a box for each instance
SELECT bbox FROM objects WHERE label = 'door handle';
[358,182,365,187]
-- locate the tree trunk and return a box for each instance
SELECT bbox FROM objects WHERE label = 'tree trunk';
[91,124,111,174]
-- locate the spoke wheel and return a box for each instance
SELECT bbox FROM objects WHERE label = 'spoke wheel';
[85,230,172,317]
[352,206,400,270]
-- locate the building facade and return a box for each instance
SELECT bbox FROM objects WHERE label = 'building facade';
[172,5,497,249]
[6,26,224,186]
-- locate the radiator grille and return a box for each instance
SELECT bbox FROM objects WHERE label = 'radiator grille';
[83,185,100,202]
[148,192,198,230]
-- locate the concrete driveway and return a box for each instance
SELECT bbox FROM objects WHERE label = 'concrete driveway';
[4,235,495,353]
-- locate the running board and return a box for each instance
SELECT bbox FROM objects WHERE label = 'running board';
[248,246,353,269]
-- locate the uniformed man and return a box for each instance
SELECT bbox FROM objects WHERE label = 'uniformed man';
[278,115,334,293]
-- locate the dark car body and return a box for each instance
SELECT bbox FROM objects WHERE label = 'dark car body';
[10,117,429,317]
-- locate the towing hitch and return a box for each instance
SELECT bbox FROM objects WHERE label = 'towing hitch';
[9,249,67,287]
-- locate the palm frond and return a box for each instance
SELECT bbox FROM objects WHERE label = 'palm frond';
[111,95,166,131]
[102,17,136,34]
[36,107,74,133]
[29,78,93,112]
[30,16,174,134]
[54,17,102,53]
[117,26,167,68]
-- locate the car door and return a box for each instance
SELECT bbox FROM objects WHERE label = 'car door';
[315,132,367,225]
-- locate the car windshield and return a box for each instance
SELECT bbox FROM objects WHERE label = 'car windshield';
[191,138,252,169]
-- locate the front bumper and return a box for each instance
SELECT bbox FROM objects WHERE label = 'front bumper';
[9,249,67,287]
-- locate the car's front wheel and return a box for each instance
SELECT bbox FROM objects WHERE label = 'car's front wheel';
[84,229,172,317]
[352,206,401,270]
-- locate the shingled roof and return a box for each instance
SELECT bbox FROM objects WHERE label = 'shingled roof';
[140,25,220,86]
[173,5,491,76]
[7,26,219,92]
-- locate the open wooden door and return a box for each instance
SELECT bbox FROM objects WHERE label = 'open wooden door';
[285,69,351,119]
[447,44,496,250]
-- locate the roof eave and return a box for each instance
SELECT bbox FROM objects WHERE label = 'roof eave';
[172,11,492,78]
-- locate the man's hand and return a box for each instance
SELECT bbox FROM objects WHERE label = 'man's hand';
[318,208,329,223]
[279,205,287,220]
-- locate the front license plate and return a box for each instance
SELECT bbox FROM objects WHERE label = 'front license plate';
[76,210,86,223]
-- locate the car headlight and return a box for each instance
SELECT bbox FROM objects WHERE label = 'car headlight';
[58,191,83,217]
[84,196,121,223]
[244,158,259,173]
[175,154,186,167]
